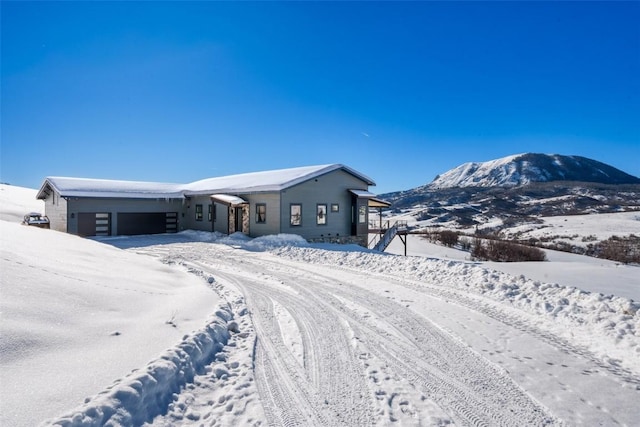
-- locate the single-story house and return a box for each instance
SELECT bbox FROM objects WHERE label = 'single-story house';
[36,164,390,246]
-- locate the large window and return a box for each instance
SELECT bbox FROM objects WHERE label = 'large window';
[256,204,266,223]
[290,204,302,226]
[358,205,367,224]
[195,204,203,221]
[317,204,327,225]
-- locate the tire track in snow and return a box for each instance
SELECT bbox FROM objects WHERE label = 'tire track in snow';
[214,268,376,426]
[271,252,640,425]
[317,260,640,388]
[206,251,556,426]
[131,242,558,425]
[249,257,556,426]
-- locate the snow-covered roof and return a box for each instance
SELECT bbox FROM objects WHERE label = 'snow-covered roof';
[349,189,376,198]
[37,164,376,200]
[37,177,185,199]
[349,190,391,208]
[184,164,375,195]
[210,194,248,206]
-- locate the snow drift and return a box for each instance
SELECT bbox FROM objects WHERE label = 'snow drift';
[41,306,233,427]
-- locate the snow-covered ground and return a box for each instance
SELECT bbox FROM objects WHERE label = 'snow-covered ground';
[1,184,639,426]
[499,211,640,247]
[385,235,640,301]
[0,185,221,426]
[382,205,640,243]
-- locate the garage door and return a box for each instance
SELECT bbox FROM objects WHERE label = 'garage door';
[78,213,111,237]
[117,212,178,236]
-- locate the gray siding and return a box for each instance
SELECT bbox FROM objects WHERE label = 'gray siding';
[183,196,214,232]
[43,190,68,232]
[66,198,185,235]
[212,202,229,234]
[243,193,281,237]
[279,169,369,240]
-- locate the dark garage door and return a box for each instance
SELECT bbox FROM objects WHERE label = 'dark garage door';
[78,212,112,237]
[117,212,178,236]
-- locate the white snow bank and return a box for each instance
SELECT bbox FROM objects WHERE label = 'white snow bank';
[210,232,309,251]
[244,233,309,251]
[98,231,309,252]
[0,221,219,427]
[41,306,233,427]
[0,184,44,222]
[385,234,640,301]
[272,246,640,374]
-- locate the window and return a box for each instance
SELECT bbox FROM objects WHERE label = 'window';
[358,205,367,224]
[317,204,327,225]
[195,204,203,221]
[290,204,302,226]
[331,203,339,212]
[208,204,212,221]
[256,204,266,223]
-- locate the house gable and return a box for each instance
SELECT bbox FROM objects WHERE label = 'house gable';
[279,168,372,242]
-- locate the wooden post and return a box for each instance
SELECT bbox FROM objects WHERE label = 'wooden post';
[399,232,407,256]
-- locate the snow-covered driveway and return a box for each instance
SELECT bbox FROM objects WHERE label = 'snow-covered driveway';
[122,237,638,426]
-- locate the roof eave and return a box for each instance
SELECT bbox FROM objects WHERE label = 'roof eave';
[36,179,57,200]
[59,191,185,199]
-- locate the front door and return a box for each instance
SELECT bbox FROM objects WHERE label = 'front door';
[235,206,243,232]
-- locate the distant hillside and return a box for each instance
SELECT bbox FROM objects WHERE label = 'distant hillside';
[379,154,640,228]
[429,153,640,189]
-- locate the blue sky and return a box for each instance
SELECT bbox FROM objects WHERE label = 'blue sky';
[2,1,638,194]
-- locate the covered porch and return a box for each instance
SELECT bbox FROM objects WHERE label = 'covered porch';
[210,194,250,235]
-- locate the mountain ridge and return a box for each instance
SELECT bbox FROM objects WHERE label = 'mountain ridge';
[379,153,640,228]
[428,153,640,189]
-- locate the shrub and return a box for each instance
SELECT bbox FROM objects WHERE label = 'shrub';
[460,237,472,251]
[472,238,547,262]
[439,230,459,247]
[471,238,488,260]
[587,234,640,264]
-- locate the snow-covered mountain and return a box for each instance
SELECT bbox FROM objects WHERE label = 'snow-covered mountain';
[430,153,640,189]
[380,153,640,229]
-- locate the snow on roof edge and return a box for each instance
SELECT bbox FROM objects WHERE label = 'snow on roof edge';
[37,177,185,200]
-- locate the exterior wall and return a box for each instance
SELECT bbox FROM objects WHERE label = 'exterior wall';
[212,202,229,235]
[65,197,185,235]
[243,193,281,238]
[42,190,68,232]
[279,169,369,241]
[183,196,215,232]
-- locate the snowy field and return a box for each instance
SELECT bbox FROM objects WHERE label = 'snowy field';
[385,235,640,302]
[499,211,640,247]
[1,184,639,426]
[386,203,640,249]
